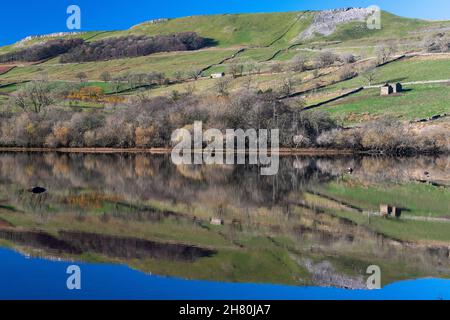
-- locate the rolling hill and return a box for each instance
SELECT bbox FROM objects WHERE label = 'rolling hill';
[0,7,449,132]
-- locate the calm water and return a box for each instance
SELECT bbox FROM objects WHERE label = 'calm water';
[1,247,450,300]
[0,152,449,299]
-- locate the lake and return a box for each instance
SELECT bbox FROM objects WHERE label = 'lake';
[0,152,449,299]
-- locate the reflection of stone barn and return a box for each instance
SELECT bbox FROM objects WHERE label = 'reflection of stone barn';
[380,83,403,96]
[380,204,402,218]
[210,72,225,79]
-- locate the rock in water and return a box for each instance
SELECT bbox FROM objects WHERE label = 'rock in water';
[28,187,47,194]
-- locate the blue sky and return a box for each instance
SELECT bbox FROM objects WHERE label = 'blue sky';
[1,0,450,46]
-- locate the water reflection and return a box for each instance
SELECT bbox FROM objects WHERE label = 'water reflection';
[0,152,449,288]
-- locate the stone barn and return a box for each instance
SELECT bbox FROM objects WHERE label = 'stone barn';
[393,82,403,93]
[381,83,403,96]
[380,204,402,218]
[210,218,224,226]
[392,206,402,218]
[380,84,393,96]
[380,204,392,217]
[210,72,225,79]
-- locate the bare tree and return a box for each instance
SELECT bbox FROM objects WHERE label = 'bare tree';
[376,42,397,65]
[125,73,137,90]
[270,63,283,73]
[242,76,253,92]
[184,83,196,96]
[100,71,111,82]
[339,66,357,81]
[314,51,338,68]
[228,64,244,78]
[174,71,185,82]
[292,54,307,72]
[135,73,148,87]
[76,72,87,83]
[361,67,378,86]
[147,72,166,86]
[12,81,54,113]
[424,33,450,52]
[341,53,356,64]
[245,62,256,75]
[187,70,201,80]
[280,77,296,96]
[215,78,231,96]
[112,77,124,94]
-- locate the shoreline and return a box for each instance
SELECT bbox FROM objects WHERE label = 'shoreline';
[0,147,356,155]
[0,147,445,156]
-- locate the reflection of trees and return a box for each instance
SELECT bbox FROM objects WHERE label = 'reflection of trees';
[315,156,450,185]
[0,153,336,208]
[0,153,448,212]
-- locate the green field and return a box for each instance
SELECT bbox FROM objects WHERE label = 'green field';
[0,49,237,81]
[328,57,450,91]
[89,11,313,47]
[332,209,450,243]
[0,82,21,93]
[320,179,450,218]
[315,84,450,124]
[320,12,430,44]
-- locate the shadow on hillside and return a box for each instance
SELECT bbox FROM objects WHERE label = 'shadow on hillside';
[385,77,408,83]
[204,38,219,48]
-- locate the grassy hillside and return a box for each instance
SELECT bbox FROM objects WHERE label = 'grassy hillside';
[88,12,313,47]
[0,8,449,135]
[321,12,430,43]
[0,48,237,81]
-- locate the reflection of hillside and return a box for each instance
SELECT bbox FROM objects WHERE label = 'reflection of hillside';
[0,153,449,286]
[1,200,450,286]
[0,229,215,261]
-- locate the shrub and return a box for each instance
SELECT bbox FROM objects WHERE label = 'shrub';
[339,66,357,81]
[135,126,157,147]
[314,51,338,68]
[68,86,105,101]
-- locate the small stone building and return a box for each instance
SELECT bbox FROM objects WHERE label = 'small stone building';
[210,218,224,226]
[380,84,393,96]
[380,204,392,216]
[381,83,403,96]
[393,82,403,93]
[210,72,225,79]
[380,204,402,218]
[392,206,402,218]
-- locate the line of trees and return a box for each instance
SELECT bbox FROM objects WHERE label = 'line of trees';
[0,39,84,63]
[1,80,448,154]
[60,33,209,63]
[316,118,448,155]
[0,32,209,64]
[1,81,337,148]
